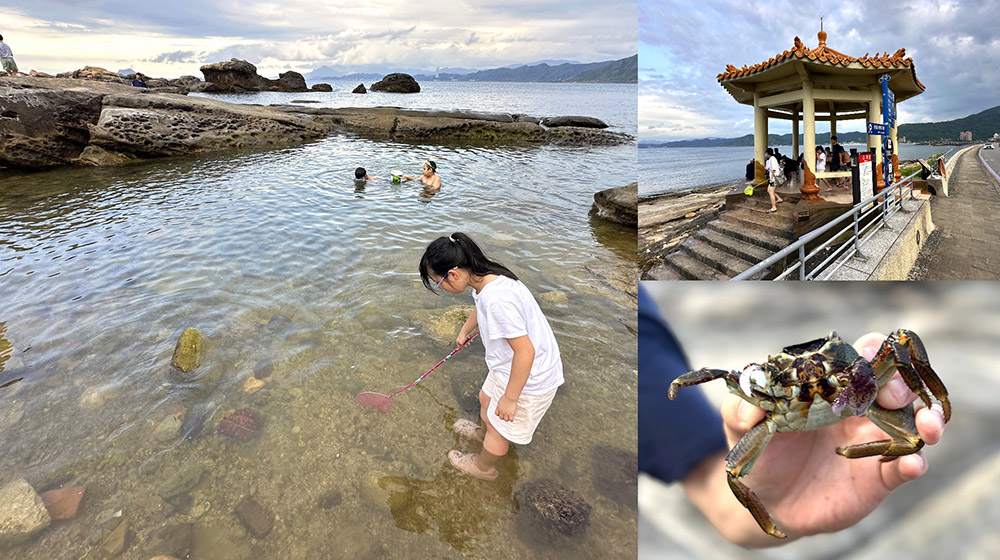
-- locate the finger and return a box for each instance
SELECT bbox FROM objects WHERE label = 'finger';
[721,393,764,442]
[915,405,945,445]
[881,452,927,491]
[853,332,887,362]
[876,373,918,410]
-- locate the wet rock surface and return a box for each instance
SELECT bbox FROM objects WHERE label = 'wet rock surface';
[0,479,51,547]
[515,478,592,540]
[541,115,608,128]
[410,305,475,347]
[171,327,204,373]
[1,74,633,170]
[369,72,420,93]
[591,182,638,226]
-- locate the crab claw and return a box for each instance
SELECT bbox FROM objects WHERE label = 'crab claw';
[739,364,767,397]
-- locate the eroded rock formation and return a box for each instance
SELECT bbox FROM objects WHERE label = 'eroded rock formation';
[369,73,420,93]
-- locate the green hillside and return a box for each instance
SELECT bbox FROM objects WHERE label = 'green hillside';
[566,55,637,83]
[898,105,1000,142]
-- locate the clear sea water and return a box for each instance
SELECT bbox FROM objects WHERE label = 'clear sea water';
[1,82,637,559]
[638,143,953,197]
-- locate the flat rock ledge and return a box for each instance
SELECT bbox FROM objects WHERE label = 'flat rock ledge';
[1,77,634,171]
[638,183,733,277]
[591,182,637,226]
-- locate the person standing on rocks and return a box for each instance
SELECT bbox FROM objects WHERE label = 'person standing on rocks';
[402,160,442,192]
[0,34,23,77]
[420,232,563,481]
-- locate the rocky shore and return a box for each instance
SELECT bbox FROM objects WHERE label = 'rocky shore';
[0,63,634,172]
[638,183,733,275]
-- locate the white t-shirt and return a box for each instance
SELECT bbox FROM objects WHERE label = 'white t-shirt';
[817,151,827,173]
[766,156,780,181]
[472,275,564,395]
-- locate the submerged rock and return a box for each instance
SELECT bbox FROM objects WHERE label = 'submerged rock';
[234,496,274,538]
[99,518,131,556]
[515,479,591,540]
[146,523,194,558]
[591,444,638,507]
[0,479,51,547]
[369,73,420,93]
[218,408,260,441]
[410,305,475,347]
[39,486,86,520]
[171,327,204,373]
[157,463,205,500]
[591,182,638,227]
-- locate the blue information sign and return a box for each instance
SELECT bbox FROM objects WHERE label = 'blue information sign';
[867,122,888,136]
[880,74,896,124]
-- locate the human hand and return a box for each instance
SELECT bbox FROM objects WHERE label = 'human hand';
[494,395,518,422]
[717,331,946,545]
[456,332,469,347]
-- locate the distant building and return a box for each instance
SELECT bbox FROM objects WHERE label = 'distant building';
[960,131,973,141]
[900,136,907,143]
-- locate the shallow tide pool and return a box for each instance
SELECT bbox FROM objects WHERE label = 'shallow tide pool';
[1,110,638,558]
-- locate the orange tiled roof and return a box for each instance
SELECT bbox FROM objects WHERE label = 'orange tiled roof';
[718,30,925,90]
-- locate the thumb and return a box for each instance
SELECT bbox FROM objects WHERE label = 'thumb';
[721,393,765,443]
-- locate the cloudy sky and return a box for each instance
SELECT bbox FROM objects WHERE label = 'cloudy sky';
[4,1,636,78]
[640,0,1000,141]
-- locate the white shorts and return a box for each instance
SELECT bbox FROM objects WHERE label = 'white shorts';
[481,370,558,445]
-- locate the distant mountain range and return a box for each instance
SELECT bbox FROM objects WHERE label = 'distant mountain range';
[304,55,637,84]
[643,104,1000,147]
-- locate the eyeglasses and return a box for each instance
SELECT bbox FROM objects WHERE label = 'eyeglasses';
[434,267,457,289]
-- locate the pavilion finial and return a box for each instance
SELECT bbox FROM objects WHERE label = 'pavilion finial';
[818,15,827,46]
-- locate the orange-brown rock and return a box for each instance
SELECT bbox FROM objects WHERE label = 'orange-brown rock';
[40,486,86,520]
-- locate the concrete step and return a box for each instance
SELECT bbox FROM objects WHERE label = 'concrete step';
[658,251,731,280]
[679,237,757,278]
[695,228,775,264]
[707,219,790,253]
[719,206,796,240]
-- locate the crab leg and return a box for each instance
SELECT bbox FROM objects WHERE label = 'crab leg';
[836,403,925,460]
[870,330,951,422]
[668,368,734,399]
[725,420,786,538]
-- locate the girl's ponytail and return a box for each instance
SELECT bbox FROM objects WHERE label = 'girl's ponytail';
[419,232,518,292]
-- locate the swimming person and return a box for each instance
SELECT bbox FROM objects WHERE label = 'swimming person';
[402,160,442,192]
[355,167,376,181]
[419,233,563,480]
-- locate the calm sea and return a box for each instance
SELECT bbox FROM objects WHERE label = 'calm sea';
[639,143,953,197]
[1,82,637,559]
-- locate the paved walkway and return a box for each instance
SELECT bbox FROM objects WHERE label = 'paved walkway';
[923,147,1000,279]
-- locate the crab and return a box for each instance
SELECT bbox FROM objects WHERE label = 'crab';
[668,330,951,539]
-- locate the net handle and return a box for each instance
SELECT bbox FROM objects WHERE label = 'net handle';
[387,331,479,399]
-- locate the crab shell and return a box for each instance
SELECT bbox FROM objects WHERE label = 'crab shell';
[735,332,880,432]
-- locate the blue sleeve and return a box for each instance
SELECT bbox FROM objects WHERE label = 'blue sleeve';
[638,284,727,483]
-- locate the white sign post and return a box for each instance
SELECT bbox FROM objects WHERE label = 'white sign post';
[858,152,874,205]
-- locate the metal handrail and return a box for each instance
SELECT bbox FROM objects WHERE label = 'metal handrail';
[733,147,959,281]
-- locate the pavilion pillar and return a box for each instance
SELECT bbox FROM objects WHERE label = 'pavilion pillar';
[830,110,837,139]
[753,92,768,184]
[801,81,820,200]
[890,122,901,180]
[869,85,884,190]
[792,112,799,162]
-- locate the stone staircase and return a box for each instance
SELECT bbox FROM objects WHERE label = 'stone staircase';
[647,191,797,280]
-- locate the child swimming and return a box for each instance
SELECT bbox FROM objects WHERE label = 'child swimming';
[419,233,563,480]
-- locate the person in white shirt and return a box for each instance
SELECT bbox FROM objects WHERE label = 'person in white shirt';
[765,148,784,213]
[419,232,563,481]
